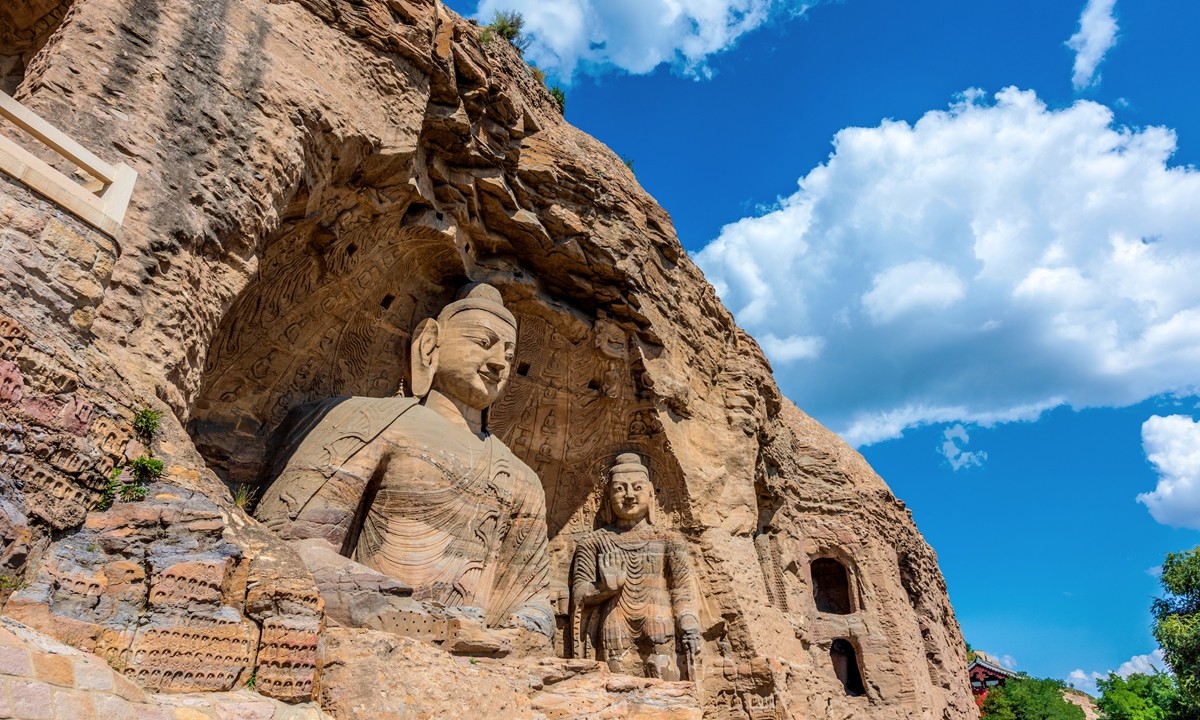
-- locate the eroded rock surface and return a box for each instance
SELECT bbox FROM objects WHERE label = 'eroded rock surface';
[0,0,978,717]
[320,628,701,720]
[0,0,73,92]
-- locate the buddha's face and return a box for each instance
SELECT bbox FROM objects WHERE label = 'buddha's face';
[432,308,517,410]
[609,470,652,523]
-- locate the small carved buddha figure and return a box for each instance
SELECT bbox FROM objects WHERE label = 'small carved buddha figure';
[628,412,649,437]
[255,283,554,649]
[568,453,701,679]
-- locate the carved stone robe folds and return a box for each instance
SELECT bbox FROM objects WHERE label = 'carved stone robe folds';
[255,396,554,636]
[569,525,698,661]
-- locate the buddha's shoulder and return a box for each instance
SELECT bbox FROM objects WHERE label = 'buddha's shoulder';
[307,395,420,430]
[485,435,540,476]
[573,528,614,549]
[275,396,419,462]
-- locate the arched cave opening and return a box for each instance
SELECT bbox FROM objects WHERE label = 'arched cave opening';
[0,0,73,94]
[830,638,866,697]
[186,210,470,494]
[182,190,694,596]
[811,557,854,614]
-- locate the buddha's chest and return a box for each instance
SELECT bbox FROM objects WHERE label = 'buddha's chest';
[371,439,526,550]
[603,540,671,580]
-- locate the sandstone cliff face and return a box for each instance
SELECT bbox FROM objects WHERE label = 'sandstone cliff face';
[0,0,977,717]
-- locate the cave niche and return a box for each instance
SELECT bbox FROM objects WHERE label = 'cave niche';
[811,556,855,615]
[830,638,866,696]
[183,194,695,639]
[187,208,470,491]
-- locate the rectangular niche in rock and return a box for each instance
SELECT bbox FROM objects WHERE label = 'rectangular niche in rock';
[811,557,855,614]
[831,638,867,697]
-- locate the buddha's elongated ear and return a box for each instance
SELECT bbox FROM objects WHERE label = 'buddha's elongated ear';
[410,318,440,398]
[597,494,613,528]
[647,481,658,526]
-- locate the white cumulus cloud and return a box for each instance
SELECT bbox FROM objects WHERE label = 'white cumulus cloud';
[1067,0,1119,89]
[1138,415,1200,529]
[474,0,811,80]
[940,424,988,471]
[1118,649,1168,676]
[863,259,966,324]
[1067,669,1103,696]
[760,333,824,362]
[695,87,1200,446]
[1069,649,1166,696]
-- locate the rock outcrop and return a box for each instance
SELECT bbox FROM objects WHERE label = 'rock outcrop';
[5,484,321,700]
[319,628,702,719]
[0,0,978,717]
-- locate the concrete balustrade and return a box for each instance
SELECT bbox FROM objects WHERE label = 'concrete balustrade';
[0,91,136,241]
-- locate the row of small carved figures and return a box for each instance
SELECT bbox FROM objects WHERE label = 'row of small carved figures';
[106,641,254,664]
[7,461,91,504]
[132,667,316,694]
[140,630,319,657]
[148,576,227,601]
[85,622,320,662]
[256,633,321,654]
[111,650,315,686]
[133,668,240,690]
[112,629,256,651]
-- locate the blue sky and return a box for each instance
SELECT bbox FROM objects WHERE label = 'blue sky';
[444,0,1200,693]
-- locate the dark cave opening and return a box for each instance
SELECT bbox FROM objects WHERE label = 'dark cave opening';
[831,638,866,696]
[811,557,854,615]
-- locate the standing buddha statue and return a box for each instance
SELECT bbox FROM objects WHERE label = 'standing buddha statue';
[568,453,701,679]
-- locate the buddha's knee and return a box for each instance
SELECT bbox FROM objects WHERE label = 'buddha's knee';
[645,617,673,645]
[645,649,680,682]
[602,622,632,652]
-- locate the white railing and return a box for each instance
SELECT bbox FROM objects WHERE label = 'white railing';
[0,91,136,240]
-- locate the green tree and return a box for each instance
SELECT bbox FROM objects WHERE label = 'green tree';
[1154,547,1200,709]
[980,678,1085,720]
[981,687,1018,720]
[487,11,529,54]
[1096,672,1183,720]
[549,86,566,113]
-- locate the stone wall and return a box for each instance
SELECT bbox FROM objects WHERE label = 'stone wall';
[0,173,126,567]
[0,0,979,717]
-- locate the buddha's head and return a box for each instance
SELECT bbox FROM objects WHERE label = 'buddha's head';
[410,283,517,413]
[602,452,656,526]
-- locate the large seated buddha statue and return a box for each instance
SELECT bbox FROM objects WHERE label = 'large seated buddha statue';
[255,283,554,651]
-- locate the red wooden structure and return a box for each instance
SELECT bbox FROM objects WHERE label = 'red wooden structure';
[968,654,1020,705]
